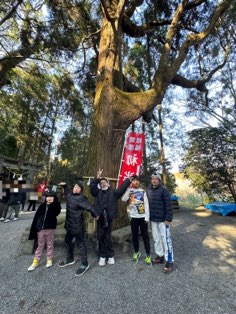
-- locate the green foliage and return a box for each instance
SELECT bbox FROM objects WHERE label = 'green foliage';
[51,123,91,181]
[0,0,234,193]
[0,132,18,158]
[183,127,236,202]
[49,158,79,186]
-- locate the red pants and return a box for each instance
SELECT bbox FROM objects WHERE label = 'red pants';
[34,229,55,261]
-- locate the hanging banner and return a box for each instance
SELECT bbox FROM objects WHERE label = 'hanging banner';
[118,132,145,187]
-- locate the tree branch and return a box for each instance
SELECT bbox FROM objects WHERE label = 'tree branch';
[171,46,229,94]
[185,0,207,10]
[0,0,24,27]
[170,0,231,75]
[171,74,207,91]
[121,15,171,37]
[115,0,126,19]
[122,75,140,92]
[100,0,112,21]
[124,0,144,18]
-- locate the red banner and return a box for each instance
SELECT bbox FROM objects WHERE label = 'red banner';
[118,132,145,187]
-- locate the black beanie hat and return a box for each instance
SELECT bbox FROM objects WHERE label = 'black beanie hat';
[45,191,57,197]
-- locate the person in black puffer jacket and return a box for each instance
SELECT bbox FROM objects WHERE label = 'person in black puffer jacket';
[58,181,99,277]
[146,173,174,273]
[90,169,131,267]
[28,191,61,271]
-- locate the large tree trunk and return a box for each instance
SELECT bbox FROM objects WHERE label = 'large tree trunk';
[86,13,160,178]
[86,14,131,229]
[86,14,126,178]
[86,1,231,228]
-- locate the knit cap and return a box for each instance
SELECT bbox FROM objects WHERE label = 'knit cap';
[151,173,162,181]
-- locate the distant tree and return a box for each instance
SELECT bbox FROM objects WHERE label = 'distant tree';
[183,127,236,202]
[49,158,79,187]
[0,65,85,180]
[51,120,91,181]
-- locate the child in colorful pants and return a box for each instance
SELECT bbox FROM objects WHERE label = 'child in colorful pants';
[28,191,61,271]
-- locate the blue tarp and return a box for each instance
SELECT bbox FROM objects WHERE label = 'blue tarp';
[171,195,178,201]
[204,202,236,216]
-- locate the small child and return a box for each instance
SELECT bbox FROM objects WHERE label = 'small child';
[28,191,61,271]
[122,176,151,265]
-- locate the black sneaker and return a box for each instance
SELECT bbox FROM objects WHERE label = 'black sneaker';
[75,264,89,276]
[163,262,174,274]
[59,259,75,267]
[152,255,165,264]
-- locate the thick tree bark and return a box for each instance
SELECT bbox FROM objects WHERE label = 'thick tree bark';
[86,12,125,178]
[157,105,168,187]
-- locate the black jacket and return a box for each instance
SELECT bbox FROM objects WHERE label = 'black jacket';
[64,186,98,235]
[28,201,61,240]
[7,190,23,205]
[146,184,173,222]
[90,178,131,220]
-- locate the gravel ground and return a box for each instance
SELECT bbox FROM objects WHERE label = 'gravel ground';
[0,207,235,314]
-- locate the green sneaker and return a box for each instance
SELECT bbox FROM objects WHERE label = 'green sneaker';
[145,256,152,265]
[132,252,141,264]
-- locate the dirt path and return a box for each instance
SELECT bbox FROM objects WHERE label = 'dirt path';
[0,208,235,314]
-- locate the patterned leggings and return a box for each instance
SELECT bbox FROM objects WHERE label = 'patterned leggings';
[34,229,55,261]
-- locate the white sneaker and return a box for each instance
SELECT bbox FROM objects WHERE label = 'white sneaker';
[0,217,5,221]
[4,219,11,223]
[13,217,19,221]
[46,259,53,268]
[108,257,115,265]
[28,259,39,271]
[98,257,106,266]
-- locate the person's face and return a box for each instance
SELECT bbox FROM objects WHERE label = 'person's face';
[100,179,108,189]
[131,179,140,188]
[151,177,160,187]
[46,196,54,204]
[73,184,81,194]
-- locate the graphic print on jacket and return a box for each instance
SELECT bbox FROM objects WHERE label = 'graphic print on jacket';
[129,191,145,214]
[122,188,149,221]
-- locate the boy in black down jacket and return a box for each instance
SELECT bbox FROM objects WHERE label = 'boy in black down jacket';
[58,181,99,276]
[90,169,131,266]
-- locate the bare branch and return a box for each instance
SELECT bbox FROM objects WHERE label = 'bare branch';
[171,74,207,91]
[172,47,229,91]
[121,15,171,37]
[168,0,231,76]
[185,0,207,10]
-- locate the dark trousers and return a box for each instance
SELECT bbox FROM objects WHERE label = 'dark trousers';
[97,219,114,258]
[64,230,88,266]
[130,217,150,256]
[27,200,36,211]
[0,202,7,218]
